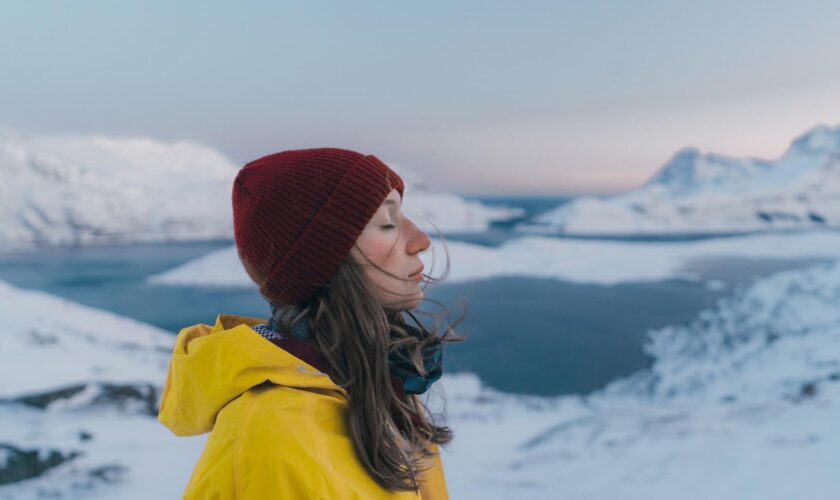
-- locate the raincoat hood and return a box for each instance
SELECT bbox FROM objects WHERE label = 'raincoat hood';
[158,313,346,436]
[156,314,448,499]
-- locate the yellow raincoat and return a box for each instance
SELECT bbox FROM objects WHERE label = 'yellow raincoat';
[158,314,449,499]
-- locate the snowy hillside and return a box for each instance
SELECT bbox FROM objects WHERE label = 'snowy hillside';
[0,127,521,249]
[526,123,840,235]
[3,254,840,498]
[0,279,205,498]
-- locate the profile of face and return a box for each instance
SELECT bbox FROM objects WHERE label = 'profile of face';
[349,188,431,311]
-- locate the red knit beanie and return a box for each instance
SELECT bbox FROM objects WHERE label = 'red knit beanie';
[232,147,405,306]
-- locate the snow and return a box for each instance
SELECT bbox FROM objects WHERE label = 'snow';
[390,165,525,233]
[5,121,840,498]
[3,253,840,498]
[527,123,840,235]
[0,127,521,250]
[0,280,173,398]
[0,278,206,499]
[148,228,840,287]
[435,258,840,499]
[0,127,236,249]
[0,406,206,500]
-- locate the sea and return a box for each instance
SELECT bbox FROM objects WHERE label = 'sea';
[0,195,831,396]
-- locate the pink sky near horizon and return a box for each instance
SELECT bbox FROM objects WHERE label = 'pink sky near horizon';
[320,83,840,196]
[2,2,839,197]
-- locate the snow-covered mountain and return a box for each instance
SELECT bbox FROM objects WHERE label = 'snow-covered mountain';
[0,126,237,249]
[4,254,840,498]
[0,126,521,249]
[525,123,840,235]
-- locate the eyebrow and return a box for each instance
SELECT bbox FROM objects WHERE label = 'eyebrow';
[380,200,400,220]
[383,199,400,212]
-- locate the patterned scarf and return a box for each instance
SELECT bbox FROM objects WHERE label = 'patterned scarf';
[256,304,443,396]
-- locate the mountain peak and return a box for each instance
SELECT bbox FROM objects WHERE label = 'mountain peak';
[645,146,702,187]
[789,123,840,155]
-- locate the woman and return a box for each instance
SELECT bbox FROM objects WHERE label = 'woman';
[158,148,466,499]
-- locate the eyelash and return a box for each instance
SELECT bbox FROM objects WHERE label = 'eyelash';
[381,224,396,230]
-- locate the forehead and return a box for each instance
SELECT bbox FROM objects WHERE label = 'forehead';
[381,189,401,207]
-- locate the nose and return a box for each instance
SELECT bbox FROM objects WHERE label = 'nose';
[406,218,431,255]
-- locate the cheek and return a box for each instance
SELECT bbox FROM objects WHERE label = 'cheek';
[358,232,397,261]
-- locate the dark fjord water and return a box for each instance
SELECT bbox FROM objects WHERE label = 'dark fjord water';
[0,195,831,396]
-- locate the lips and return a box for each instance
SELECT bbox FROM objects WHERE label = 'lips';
[409,265,424,277]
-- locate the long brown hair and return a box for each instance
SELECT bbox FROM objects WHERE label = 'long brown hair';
[267,228,468,492]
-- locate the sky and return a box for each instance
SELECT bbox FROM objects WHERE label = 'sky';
[1,1,839,196]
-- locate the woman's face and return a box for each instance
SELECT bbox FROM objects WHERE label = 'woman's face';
[350,188,431,311]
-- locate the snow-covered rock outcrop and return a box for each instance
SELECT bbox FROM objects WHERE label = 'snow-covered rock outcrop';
[0,127,521,249]
[526,123,840,235]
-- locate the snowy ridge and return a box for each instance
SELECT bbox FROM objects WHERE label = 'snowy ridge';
[483,258,840,499]
[0,127,521,250]
[526,123,840,235]
[601,258,840,404]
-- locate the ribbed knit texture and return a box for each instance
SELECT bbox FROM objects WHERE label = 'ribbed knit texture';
[232,148,404,305]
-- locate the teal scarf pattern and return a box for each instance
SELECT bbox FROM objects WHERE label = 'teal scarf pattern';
[263,303,443,395]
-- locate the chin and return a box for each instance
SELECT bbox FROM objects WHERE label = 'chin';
[386,293,423,312]
[409,289,424,307]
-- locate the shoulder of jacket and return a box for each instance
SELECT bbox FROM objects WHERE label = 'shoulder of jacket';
[233,384,321,429]
[231,384,349,459]
[230,387,330,498]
